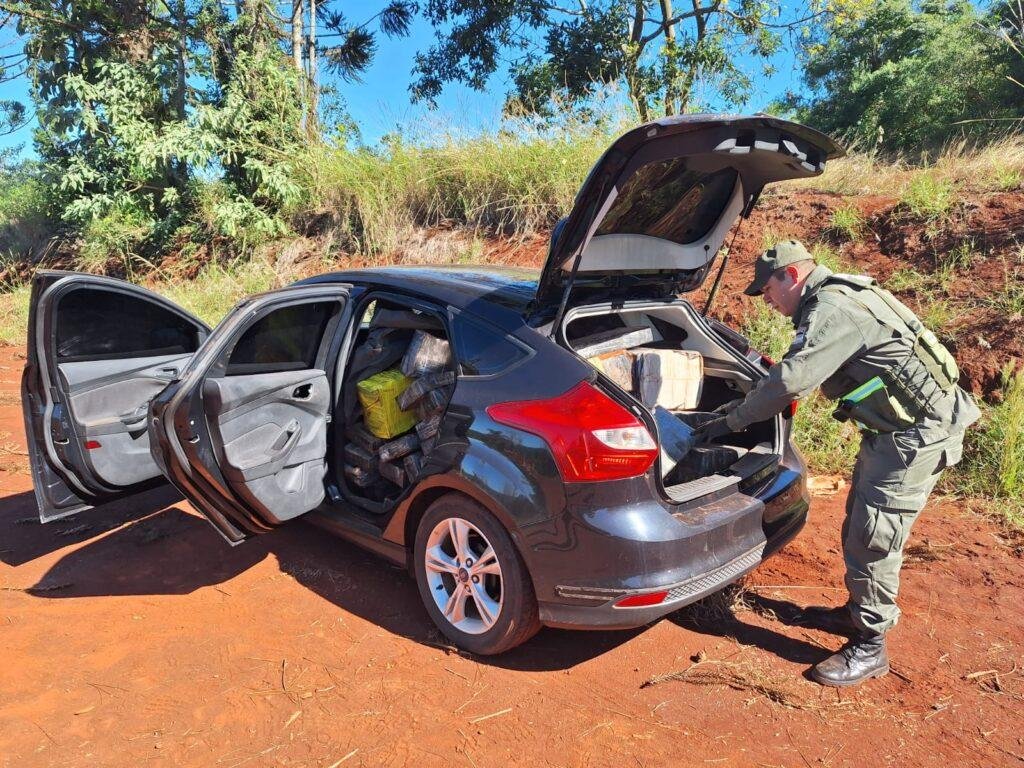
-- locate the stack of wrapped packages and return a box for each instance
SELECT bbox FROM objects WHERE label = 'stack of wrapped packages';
[577,326,709,483]
[344,330,454,493]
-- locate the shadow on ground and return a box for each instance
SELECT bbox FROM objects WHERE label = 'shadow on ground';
[1,487,828,671]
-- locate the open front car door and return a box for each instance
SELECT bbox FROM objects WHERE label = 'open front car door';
[22,271,211,521]
[148,285,351,544]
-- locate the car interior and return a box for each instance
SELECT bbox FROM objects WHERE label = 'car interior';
[331,296,455,515]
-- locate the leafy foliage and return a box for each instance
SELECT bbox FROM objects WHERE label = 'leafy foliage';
[412,1,846,121]
[790,0,1023,152]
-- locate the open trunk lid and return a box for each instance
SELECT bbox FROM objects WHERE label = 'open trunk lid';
[530,114,843,321]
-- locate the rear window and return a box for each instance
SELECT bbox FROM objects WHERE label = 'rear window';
[595,161,738,245]
[227,301,336,375]
[452,313,530,376]
[55,288,201,361]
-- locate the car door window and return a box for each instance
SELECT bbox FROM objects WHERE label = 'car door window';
[55,287,202,361]
[226,301,336,375]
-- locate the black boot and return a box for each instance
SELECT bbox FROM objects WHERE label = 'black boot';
[811,634,889,687]
[798,604,859,636]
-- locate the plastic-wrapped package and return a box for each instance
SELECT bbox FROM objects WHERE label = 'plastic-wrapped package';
[349,421,385,453]
[414,386,452,420]
[653,406,697,478]
[587,349,634,391]
[403,452,423,482]
[379,433,420,462]
[379,459,406,487]
[357,368,416,439]
[396,370,457,411]
[420,435,438,455]
[343,443,376,471]
[635,350,703,410]
[574,327,656,358]
[400,331,452,378]
[344,463,379,488]
[416,414,442,441]
[664,445,740,485]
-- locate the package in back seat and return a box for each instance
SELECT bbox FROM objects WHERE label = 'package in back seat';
[357,368,417,439]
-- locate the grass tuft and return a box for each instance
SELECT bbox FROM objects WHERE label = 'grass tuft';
[902,173,956,221]
[830,205,865,240]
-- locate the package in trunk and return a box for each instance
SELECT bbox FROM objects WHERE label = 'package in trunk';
[636,350,703,410]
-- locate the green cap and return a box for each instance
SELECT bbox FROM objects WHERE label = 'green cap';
[743,240,814,296]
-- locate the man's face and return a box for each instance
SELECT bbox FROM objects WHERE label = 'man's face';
[761,268,802,317]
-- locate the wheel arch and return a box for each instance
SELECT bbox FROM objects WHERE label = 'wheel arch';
[387,474,535,580]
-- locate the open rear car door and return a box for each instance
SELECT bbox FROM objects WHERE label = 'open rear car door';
[23,271,211,521]
[147,285,350,545]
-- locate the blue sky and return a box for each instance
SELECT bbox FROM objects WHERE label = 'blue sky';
[0,1,812,158]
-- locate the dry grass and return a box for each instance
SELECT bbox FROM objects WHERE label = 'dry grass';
[786,135,1024,197]
[643,656,860,713]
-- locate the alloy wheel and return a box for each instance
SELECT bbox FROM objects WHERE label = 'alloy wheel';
[423,516,503,635]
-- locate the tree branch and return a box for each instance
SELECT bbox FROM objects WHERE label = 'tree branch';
[640,0,721,45]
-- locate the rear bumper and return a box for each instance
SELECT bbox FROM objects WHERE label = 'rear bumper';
[529,468,809,630]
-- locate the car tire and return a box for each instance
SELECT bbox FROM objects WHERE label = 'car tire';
[413,493,540,655]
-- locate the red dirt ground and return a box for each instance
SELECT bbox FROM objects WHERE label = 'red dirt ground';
[1,341,1023,767]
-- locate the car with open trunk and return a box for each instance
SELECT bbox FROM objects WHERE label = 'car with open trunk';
[22,114,842,654]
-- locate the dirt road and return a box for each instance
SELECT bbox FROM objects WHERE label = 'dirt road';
[1,343,1022,767]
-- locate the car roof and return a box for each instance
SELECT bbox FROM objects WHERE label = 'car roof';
[295,265,542,331]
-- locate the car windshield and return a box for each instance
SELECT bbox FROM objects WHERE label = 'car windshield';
[595,160,738,245]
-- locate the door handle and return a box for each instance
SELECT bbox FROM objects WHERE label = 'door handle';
[156,367,179,379]
[292,383,312,399]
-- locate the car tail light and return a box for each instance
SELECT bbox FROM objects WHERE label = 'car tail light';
[615,591,668,608]
[84,440,101,450]
[788,401,799,418]
[487,381,658,482]
[760,353,775,367]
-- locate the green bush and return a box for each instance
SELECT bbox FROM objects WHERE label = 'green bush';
[77,206,155,275]
[793,392,859,474]
[0,283,32,346]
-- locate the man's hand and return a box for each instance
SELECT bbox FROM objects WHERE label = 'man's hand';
[694,416,732,444]
[712,398,743,415]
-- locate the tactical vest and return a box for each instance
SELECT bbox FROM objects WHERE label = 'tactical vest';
[820,274,958,433]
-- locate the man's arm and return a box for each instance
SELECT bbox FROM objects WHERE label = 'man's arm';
[726,300,864,432]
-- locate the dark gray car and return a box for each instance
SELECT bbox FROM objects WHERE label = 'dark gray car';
[22,114,842,654]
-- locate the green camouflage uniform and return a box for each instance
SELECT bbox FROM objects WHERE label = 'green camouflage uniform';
[726,264,980,635]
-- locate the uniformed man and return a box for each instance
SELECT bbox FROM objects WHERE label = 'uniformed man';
[696,240,980,687]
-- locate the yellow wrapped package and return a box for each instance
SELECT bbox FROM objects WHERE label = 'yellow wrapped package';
[357,368,417,439]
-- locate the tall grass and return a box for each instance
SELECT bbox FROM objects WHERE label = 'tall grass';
[159,258,279,326]
[301,118,619,256]
[956,366,1024,526]
[786,135,1024,197]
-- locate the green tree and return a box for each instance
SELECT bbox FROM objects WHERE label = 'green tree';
[790,0,1021,152]
[411,1,847,121]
